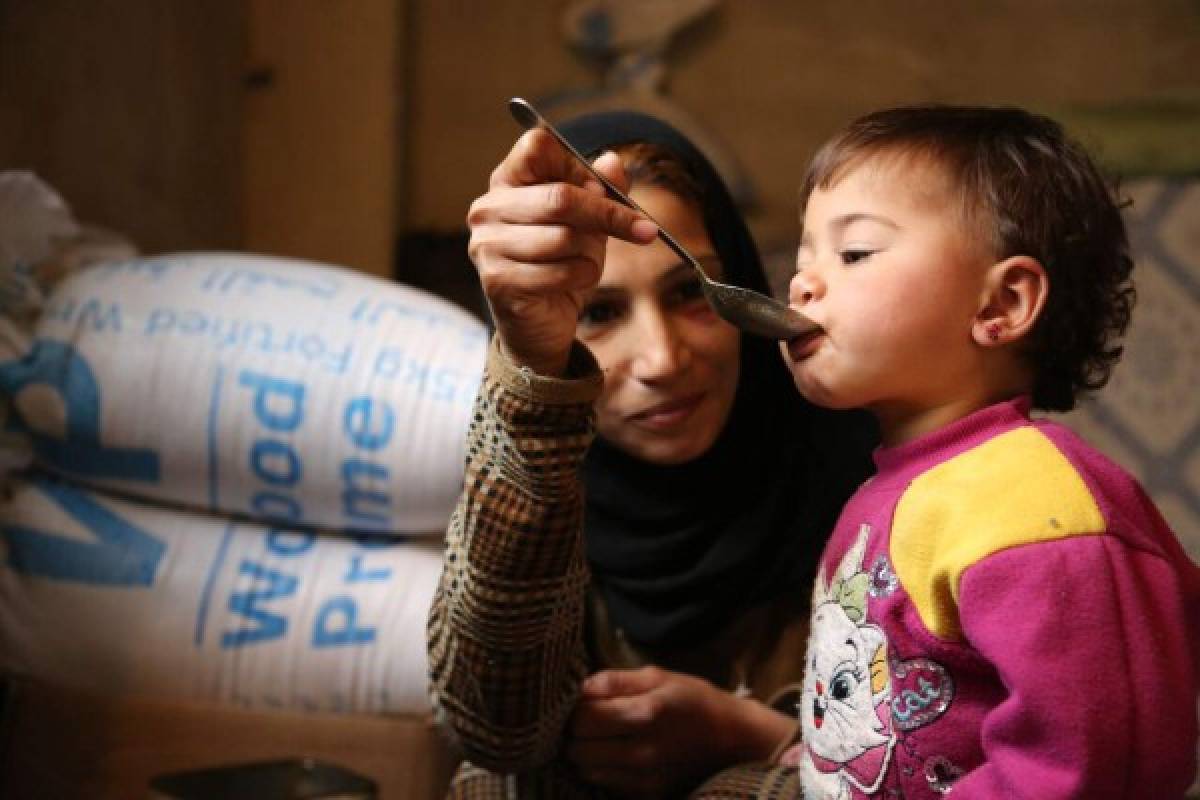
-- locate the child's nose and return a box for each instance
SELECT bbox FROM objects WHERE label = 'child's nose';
[789,268,824,305]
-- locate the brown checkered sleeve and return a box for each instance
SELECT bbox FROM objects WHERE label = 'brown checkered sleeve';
[428,336,604,774]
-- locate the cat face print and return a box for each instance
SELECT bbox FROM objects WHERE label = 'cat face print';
[795,525,897,797]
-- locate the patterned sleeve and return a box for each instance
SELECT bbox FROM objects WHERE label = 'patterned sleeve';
[427,336,604,773]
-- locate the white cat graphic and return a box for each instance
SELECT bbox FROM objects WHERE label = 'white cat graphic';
[785,525,896,799]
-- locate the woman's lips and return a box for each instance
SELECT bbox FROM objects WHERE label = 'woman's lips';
[629,393,704,429]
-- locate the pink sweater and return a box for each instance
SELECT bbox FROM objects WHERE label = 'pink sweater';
[784,397,1200,799]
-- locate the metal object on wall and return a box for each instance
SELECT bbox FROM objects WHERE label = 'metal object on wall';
[541,0,758,208]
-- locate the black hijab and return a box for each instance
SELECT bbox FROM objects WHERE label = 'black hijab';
[559,110,878,649]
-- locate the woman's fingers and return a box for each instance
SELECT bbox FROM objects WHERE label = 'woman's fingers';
[571,667,672,738]
[581,666,667,698]
[481,130,657,244]
[490,128,590,189]
[463,130,655,376]
[470,213,594,261]
[566,668,738,797]
[571,692,660,739]
[493,128,623,193]
[480,254,604,297]
[469,182,655,245]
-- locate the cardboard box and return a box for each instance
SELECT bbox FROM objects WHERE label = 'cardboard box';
[0,676,459,799]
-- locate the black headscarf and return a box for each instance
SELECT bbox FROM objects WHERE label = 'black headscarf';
[559,110,878,649]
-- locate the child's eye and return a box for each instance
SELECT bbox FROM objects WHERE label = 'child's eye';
[840,249,874,265]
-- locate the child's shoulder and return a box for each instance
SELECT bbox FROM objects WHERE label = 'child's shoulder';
[897,416,1175,563]
[1027,415,1142,501]
[901,421,1105,541]
[888,421,1113,641]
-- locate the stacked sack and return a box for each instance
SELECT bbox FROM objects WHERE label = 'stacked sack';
[0,227,486,712]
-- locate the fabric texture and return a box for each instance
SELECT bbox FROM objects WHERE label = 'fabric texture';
[429,339,815,798]
[428,337,601,776]
[784,396,1200,799]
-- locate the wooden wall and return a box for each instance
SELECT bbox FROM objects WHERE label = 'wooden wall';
[0,0,399,277]
[0,1,245,254]
[2,1,1198,277]
[243,0,398,275]
[401,0,1200,262]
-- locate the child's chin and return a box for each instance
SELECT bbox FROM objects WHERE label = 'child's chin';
[792,377,848,411]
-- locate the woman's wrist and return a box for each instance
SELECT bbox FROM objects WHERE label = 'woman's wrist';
[497,337,569,378]
[489,336,602,404]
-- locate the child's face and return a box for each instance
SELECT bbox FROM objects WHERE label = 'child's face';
[781,156,994,443]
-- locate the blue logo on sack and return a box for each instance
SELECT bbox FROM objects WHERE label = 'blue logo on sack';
[2,479,165,585]
[0,339,161,482]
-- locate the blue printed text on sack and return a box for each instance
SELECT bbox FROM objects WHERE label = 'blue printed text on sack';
[233,370,398,530]
[219,527,392,650]
[145,307,352,375]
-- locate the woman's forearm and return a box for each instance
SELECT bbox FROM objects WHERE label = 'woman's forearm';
[427,338,602,772]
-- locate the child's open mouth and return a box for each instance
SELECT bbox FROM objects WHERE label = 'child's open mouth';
[787,328,823,361]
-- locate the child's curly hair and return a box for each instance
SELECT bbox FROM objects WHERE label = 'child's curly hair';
[799,105,1135,412]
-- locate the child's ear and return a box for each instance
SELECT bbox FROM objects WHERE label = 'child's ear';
[972,255,1048,347]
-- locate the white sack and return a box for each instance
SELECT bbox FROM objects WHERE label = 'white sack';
[0,171,138,332]
[0,253,487,533]
[0,474,443,713]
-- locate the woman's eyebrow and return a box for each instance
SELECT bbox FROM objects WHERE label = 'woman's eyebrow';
[589,284,626,299]
[657,255,721,285]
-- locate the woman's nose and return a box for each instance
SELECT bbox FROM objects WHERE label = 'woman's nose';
[631,311,688,381]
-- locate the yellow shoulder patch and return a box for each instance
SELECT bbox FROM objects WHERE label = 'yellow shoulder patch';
[891,427,1105,641]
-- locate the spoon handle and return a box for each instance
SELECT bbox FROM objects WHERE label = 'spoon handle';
[508,97,700,271]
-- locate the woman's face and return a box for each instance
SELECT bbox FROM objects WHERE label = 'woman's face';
[576,185,741,465]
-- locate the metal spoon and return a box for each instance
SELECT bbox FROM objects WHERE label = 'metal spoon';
[508,97,816,340]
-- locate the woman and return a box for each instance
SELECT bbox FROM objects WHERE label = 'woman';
[427,110,876,798]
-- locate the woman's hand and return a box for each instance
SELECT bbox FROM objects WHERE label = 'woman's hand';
[466,128,658,377]
[565,666,796,799]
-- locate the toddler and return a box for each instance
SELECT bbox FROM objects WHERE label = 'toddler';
[777,105,1200,798]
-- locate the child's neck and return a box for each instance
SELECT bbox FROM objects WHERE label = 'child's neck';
[875,384,1030,447]
[875,350,1035,447]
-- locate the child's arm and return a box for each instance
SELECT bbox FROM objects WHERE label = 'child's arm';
[953,533,1197,798]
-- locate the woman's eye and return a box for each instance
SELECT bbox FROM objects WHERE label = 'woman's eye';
[840,249,874,265]
[672,278,707,303]
[578,301,621,327]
